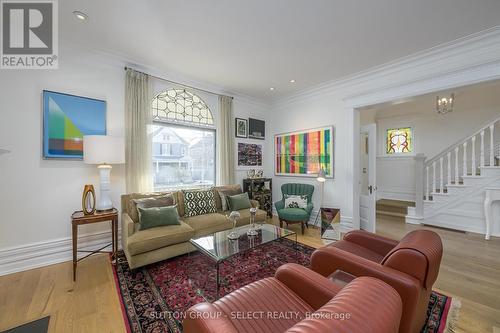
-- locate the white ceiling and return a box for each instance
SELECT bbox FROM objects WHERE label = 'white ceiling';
[60,0,500,101]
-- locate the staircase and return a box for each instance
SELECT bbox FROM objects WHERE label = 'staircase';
[406,116,500,238]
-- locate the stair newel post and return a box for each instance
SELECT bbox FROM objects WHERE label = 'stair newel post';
[463,141,468,177]
[447,152,451,185]
[432,161,436,196]
[426,166,430,200]
[480,130,485,170]
[414,154,426,218]
[454,147,459,184]
[439,157,444,193]
[490,124,495,167]
[471,135,476,176]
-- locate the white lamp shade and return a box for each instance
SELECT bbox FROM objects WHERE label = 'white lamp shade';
[83,135,125,165]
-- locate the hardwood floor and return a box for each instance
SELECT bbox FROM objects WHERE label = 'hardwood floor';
[0,216,499,333]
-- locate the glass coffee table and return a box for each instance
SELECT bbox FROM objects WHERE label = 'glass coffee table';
[189,224,297,300]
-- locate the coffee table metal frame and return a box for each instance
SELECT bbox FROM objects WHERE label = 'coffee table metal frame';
[189,224,298,300]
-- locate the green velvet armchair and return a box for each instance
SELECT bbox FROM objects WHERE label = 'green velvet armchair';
[274,183,314,234]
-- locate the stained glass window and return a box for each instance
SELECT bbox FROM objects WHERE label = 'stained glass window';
[386,127,413,154]
[152,89,214,127]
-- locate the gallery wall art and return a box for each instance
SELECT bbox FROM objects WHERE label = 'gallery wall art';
[275,126,333,177]
[43,90,106,159]
[235,118,248,138]
[237,142,263,169]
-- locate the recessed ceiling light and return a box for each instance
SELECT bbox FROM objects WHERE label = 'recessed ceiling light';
[270,87,275,91]
[73,11,88,21]
[289,79,295,83]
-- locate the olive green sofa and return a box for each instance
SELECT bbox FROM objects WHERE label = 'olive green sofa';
[121,185,267,269]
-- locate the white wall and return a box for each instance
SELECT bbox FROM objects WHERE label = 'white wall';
[0,47,270,275]
[362,81,500,201]
[268,92,353,227]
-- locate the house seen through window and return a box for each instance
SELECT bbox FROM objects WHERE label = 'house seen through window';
[151,89,215,191]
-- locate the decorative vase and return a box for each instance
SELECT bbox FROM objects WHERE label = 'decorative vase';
[82,184,96,215]
[227,211,241,240]
[247,207,258,236]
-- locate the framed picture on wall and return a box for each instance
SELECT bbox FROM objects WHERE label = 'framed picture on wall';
[236,142,263,170]
[275,126,334,177]
[43,90,106,159]
[235,118,248,138]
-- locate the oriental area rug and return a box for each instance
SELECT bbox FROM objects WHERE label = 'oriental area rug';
[112,239,458,333]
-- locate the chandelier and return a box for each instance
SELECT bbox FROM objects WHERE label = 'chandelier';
[436,94,454,114]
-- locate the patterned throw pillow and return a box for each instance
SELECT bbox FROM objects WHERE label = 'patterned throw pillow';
[182,188,217,217]
[284,195,308,209]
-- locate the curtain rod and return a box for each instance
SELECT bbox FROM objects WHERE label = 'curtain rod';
[124,66,233,99]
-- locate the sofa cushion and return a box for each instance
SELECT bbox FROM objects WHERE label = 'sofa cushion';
[131,194,176,223]
[227,192,252,211]
[183,213,232,236]
[127,221,195,255]
[121,192,174,223]
[182,188,217,217]
[215,185,243,211]
[137,205,181,230]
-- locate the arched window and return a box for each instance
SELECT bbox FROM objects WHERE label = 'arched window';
[152,89,214,127]
[151,89,216,191]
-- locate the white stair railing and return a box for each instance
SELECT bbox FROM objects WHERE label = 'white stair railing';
[421,117,499,203]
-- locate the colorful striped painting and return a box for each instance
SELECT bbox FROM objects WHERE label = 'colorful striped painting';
[275,126,333,177]
[43,91,106,159]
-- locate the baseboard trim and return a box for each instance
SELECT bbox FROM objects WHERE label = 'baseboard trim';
[0,231,120,277]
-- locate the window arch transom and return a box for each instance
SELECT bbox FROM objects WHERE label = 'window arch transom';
[152,89,214,127]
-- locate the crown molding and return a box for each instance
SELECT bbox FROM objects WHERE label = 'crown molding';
[60,42,271,108]
[273,26,500,107]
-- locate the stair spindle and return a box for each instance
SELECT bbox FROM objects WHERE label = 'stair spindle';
[447,152,451,185]
[480,130,485,169]
[432,162,436,196]
[490,124,495,166]
[439,157,444,193]
[454,147,459,184]
[463,141,468,177]
[426,166,430,200]
[471,136,476,176]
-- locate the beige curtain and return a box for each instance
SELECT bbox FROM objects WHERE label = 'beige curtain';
[217,95,235,185]
[125,69,153,193]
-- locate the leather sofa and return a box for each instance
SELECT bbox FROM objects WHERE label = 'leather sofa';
[310,230,443,333]
[183,263,403,333]
[121,185,267,269]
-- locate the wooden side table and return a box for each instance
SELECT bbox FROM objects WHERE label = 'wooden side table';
[71,208,118,281]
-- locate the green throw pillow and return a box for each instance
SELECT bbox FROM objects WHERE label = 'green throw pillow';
[227,192,252,211]
[137,205,181,230]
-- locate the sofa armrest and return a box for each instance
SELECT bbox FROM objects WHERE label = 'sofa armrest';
[250,199,260,209]
[183,302,238,333]
[343,230,398,256]
[275,263,342,310]
[122,213,135,238]
[274,199,285,211]
[285,277,402,333]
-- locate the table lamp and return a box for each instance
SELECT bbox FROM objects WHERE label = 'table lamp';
[83,135,125,211]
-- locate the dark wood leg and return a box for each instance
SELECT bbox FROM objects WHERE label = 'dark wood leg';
[72,223,77,281]
[301,221,305,234]
[112,217,118,264]
[279,219,283,228]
